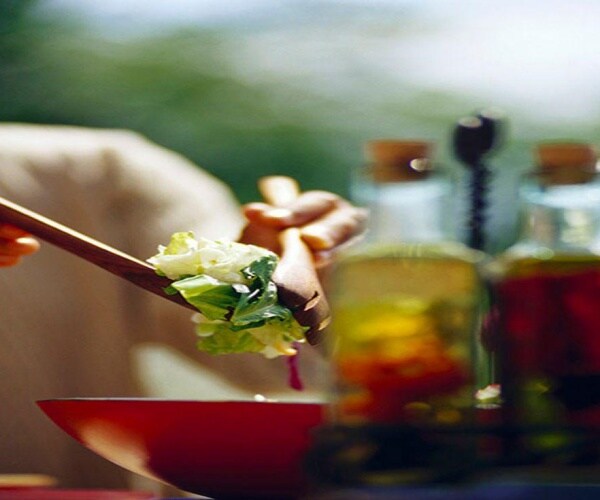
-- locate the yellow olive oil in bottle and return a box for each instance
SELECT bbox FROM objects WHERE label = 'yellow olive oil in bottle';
[321,140,487,485]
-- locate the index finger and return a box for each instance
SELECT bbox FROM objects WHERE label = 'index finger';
[243,191,341,229]
[300,205,368,251]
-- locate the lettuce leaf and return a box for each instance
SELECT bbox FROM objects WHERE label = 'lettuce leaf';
[148,232,307,358]
[171,274,241,321]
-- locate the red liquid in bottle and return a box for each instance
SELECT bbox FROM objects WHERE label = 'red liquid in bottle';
[496,256,600,430]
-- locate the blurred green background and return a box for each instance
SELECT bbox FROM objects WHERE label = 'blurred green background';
[1,0,599,253]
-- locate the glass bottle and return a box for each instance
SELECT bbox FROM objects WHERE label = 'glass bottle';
[491,142,600,465]
[351,140,454,244]
[320,140,487,485]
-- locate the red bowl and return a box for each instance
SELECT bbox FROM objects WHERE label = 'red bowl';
[37,399,325,499]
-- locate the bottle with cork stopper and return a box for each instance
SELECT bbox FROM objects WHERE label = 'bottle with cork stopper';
[312,139,489,486]
[352,140,456,244]
[490,141,600,467]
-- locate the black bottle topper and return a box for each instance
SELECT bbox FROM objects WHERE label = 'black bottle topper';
[452,109,505,251]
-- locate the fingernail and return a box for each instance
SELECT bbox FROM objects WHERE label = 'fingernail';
[301,227,334,250]
[266,208,293,220]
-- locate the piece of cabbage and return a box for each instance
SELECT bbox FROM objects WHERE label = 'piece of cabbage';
[148,232,306,358]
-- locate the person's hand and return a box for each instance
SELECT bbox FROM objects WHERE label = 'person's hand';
[239,189,368,268]
[0,224,40,267]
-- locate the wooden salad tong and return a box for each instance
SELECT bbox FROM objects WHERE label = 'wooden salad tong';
[258,176,331,345]
[0,195,195,310]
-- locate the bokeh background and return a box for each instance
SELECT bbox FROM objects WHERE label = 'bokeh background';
[2,0,600,253]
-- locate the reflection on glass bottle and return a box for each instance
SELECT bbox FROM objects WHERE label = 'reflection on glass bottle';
[319,140,487,485]
[492,143,600,465]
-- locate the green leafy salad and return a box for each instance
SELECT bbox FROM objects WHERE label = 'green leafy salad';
[147,232,307,358]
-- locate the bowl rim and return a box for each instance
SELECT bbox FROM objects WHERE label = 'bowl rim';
[36,397,325,405]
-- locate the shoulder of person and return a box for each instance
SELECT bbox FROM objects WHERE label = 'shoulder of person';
[0,123,244,241]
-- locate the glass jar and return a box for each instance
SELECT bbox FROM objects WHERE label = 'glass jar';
[314,140,488,486]
[491,142,600,466]
[351,140,455,244]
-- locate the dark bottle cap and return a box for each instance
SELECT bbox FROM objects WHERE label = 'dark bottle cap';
[535,142,598,185]
[364,140,434,183]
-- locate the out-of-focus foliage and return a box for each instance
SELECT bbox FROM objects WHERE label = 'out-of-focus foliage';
[1,1,599,253]
[0,2,365,203]
[0,1,496,203]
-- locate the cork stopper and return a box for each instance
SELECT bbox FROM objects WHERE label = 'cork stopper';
[365,140,433,183]
[535,142,598,185]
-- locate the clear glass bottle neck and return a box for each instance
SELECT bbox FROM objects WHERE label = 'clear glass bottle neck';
[352,173,455,244]
[516,178,600,253]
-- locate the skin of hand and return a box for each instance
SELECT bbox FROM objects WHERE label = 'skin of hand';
[0,223,40,267]
[239,190,368,268]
